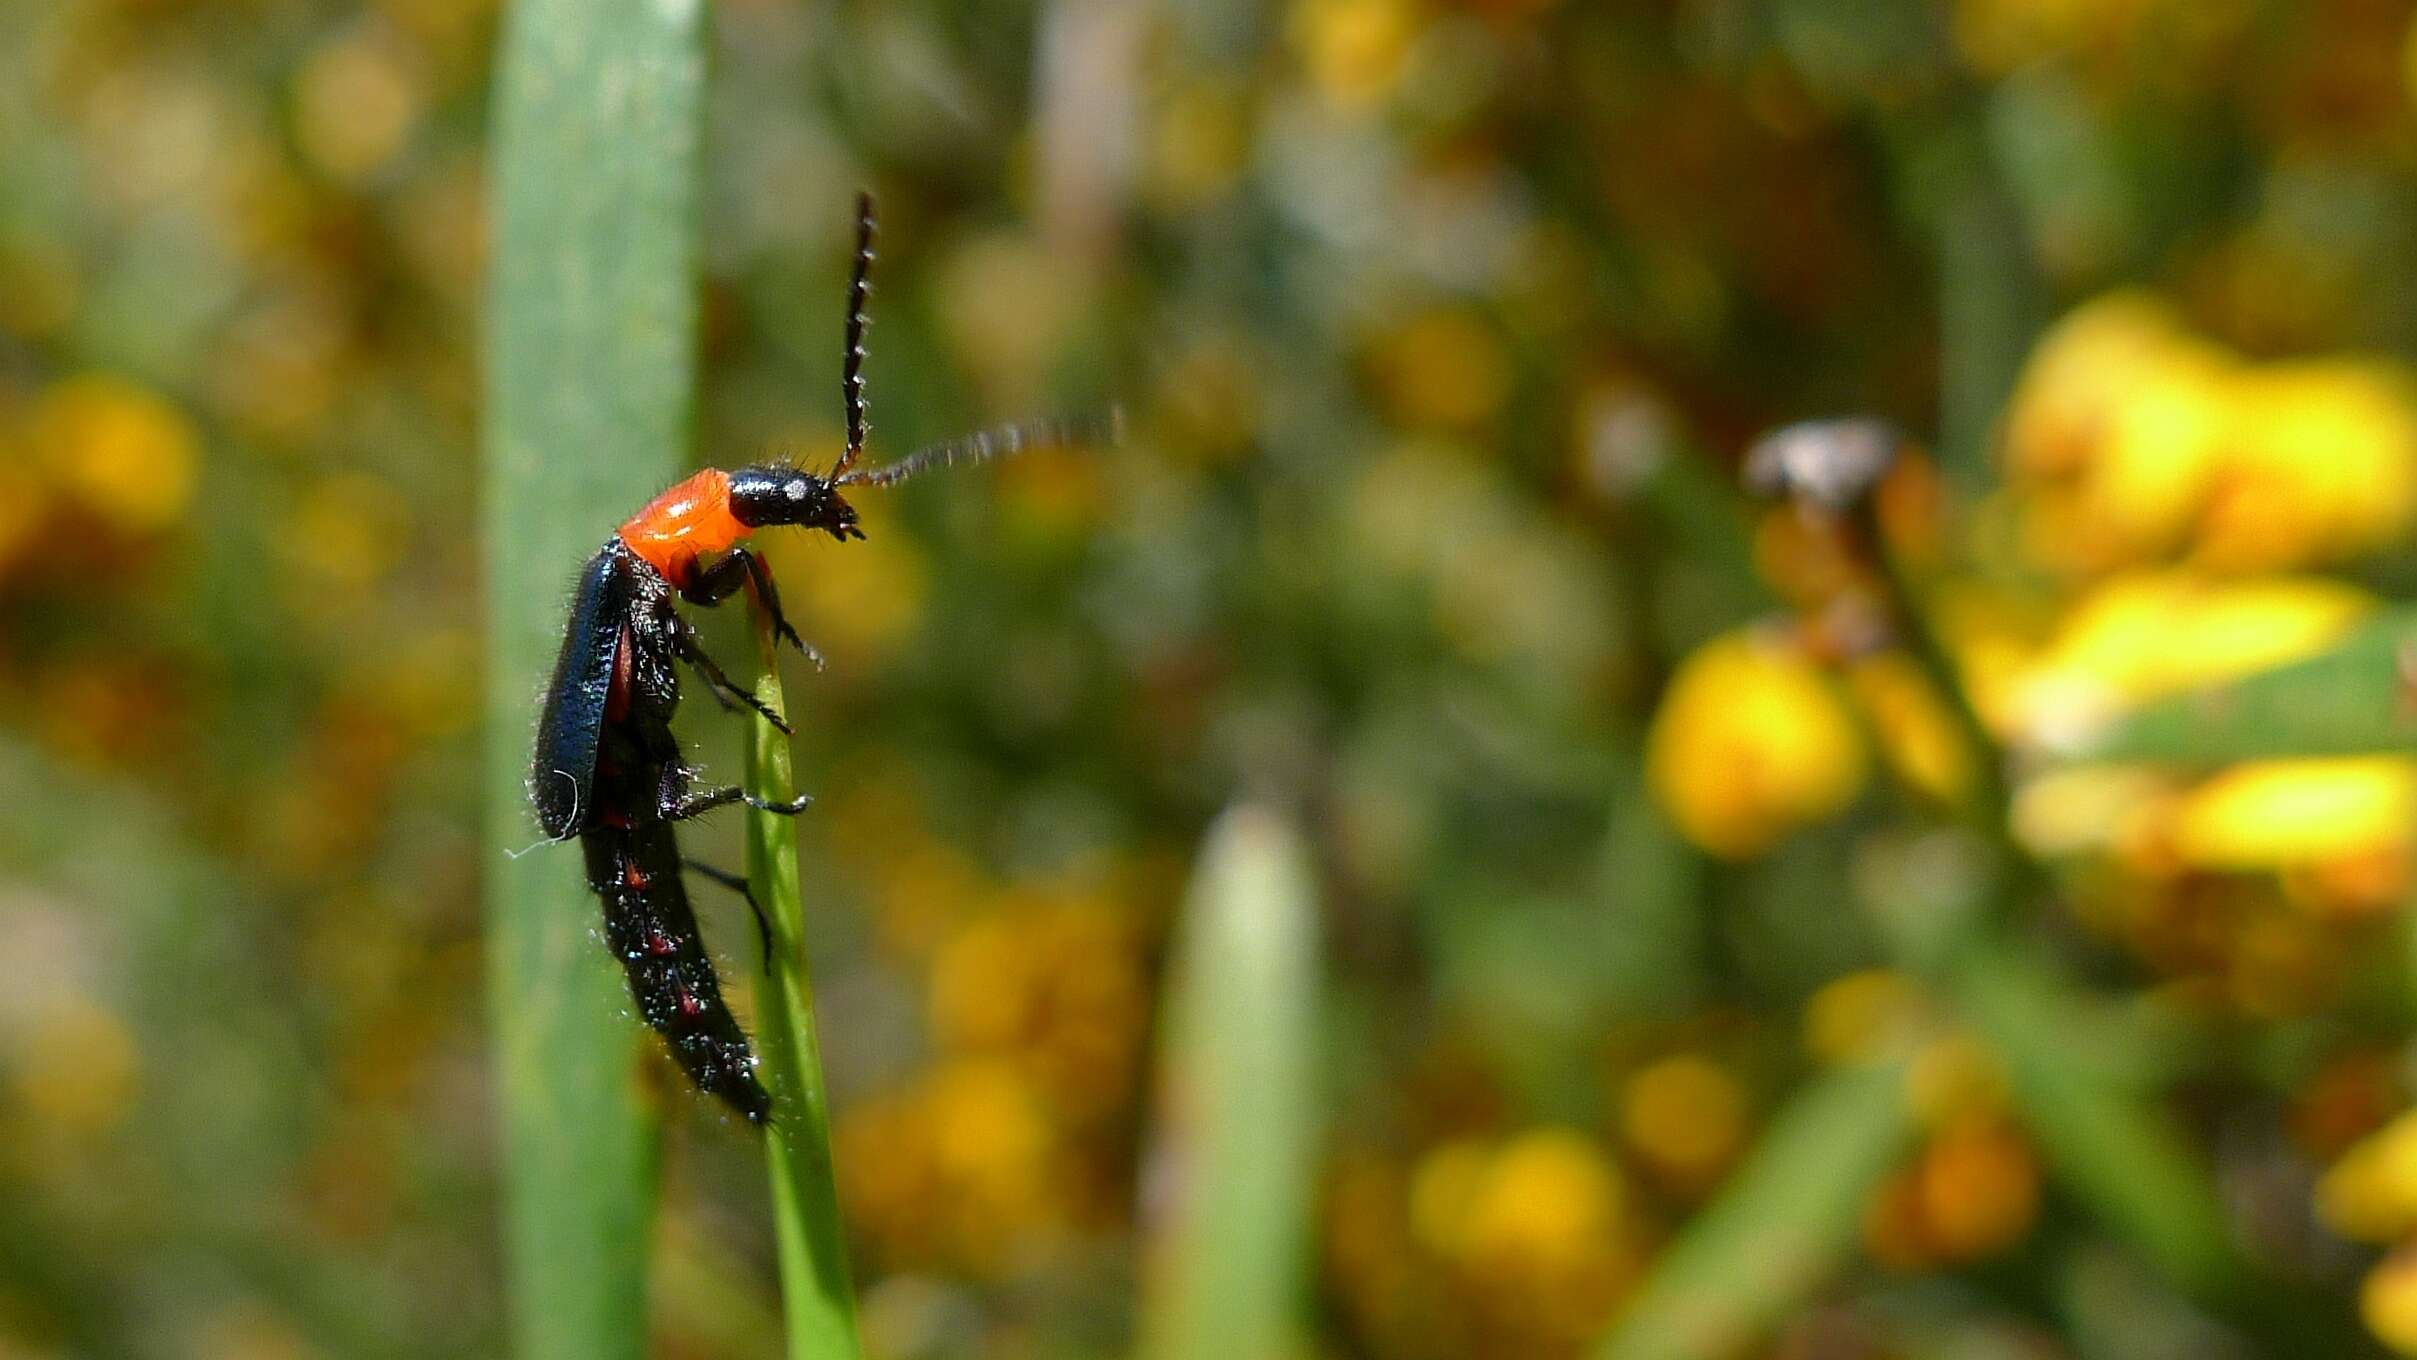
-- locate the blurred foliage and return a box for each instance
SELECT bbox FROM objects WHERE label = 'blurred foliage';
[9,0,2417,1356]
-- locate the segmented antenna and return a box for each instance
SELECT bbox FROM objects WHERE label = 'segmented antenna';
[836,411,1121,489]
[834,191,877,481]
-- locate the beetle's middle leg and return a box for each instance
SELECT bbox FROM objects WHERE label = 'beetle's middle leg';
[668,614,794,735]
[657,763,814,824]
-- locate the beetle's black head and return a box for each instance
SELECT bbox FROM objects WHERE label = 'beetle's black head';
[728,464,865,541]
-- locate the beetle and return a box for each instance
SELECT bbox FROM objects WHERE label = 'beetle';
[528,192,1102,1123]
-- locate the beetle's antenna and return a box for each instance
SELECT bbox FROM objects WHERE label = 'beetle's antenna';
[835,411,1120,489]
[831,192,876,482]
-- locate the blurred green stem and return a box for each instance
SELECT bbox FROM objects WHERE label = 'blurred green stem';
[1594,1061,1913,1360]
[1847,497,2011,834]
[1140,805,1322,1360]
[483,0,701,1353]
[743,604,864,1360]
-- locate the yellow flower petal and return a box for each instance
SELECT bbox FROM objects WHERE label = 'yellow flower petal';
[2172,757,2417,870]
[1646,630,1867,858]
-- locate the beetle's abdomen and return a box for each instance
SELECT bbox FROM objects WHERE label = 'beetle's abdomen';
[583,822,772,1123]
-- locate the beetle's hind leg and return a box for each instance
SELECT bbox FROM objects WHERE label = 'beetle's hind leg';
[685,858,777,971]
[682,548,824,669]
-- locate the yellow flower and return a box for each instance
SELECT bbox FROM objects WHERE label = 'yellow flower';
[2199,360,2417,572]
[1646,630,1867,858]
[1368,309,1511,433]
[2006,292,2194,481]
[837,1058,1067,1275]
[293,24,424,184]
[279,473,413,595]
[1953,0,2149,74]
[27,373,200,533]
[1407,1138,1491,1256]
[1848,653,1975,806]
[1906,1034,2010,1129]
[1291,0,1420,109]
[1148,81,1252,210]
[927,893,1149,1121]
[1618,1054,1748,1193]
[2009,764,2179,860]
[2006,294,2417,575]
[2006,571,2372,750]
[771,500,930,666]
[1422,1129,1637,1346]
[2318,1108,2417,1243]
[1458,1129,1627,1268]
[2172,758,2417,871]
[2367,1248,2417,1357]
[1803,969,1927,1065]
[11,997,140,1134]
[1915,1121,2040,1261]
[2085,338,2237,561]
[1863,1120,2040,1270]
[2004,293,2236,572]
[934,231,1087,409]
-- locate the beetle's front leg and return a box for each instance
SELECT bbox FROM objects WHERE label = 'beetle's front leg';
[682,548,823,669]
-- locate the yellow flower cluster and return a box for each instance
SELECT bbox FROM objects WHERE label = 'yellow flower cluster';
[2003,293,2417,578]
[836,881,1151,1277]
[2318,1111,2417,1353]
[0,372,201,578]
[1324,1050,1757,1357]
[1864,1117,2041,1271]
[1412,1129,1642,1350]
[1646,290,2417,912]
[1989,295,2417,916]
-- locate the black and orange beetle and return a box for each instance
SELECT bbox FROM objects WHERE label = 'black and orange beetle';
[528,193,1102,1122]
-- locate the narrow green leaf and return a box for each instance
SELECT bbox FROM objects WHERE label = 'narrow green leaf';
[1594,1062,1913,1360]
[1140,806,1324,1360]
[481,0,704,1354]
[2063,608,2417,764]
[744,617,864,1360]
[1950,950,2234,1295]
[1936,174,2046,495]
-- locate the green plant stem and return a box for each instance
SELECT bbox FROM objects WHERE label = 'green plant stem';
[1594,1061,1913,1360]
[483,0,701,1353]
[1847,499,2011,834]
[1139,806,1322,1360]
[742,604,863,1360]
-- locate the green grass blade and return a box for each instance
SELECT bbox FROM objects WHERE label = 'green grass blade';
[1593,1062,1913,1360]
[2059,607,2417,763]
[1950,949,2233,1293]
[1140,806,1324,1360]
[481,0,705,1353]
[743,618,863,1360]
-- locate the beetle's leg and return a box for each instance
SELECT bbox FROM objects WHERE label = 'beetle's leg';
[684,858,776,971]
[659,768,814,824]
[683,548,822,668]
[668,615,794,735]
[739,550,823,670]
